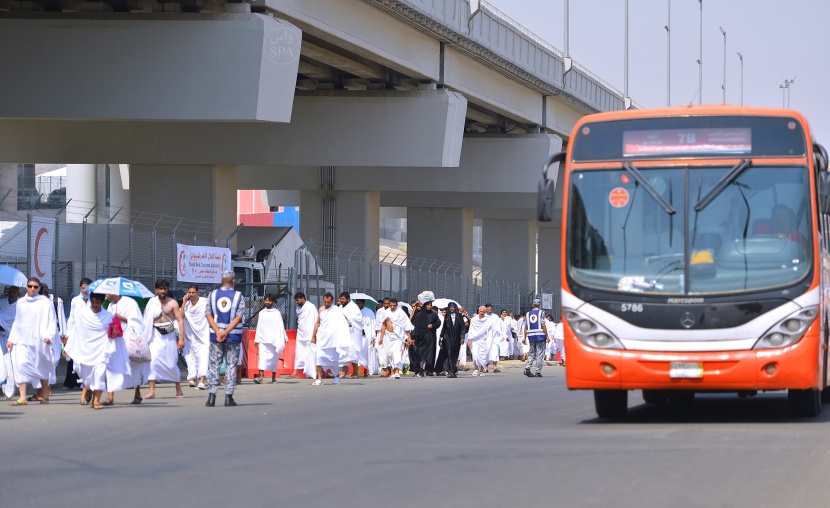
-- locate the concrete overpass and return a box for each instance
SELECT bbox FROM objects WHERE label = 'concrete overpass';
[0,0,632,294]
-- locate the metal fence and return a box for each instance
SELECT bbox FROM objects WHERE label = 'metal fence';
[0,193,558,325]
[289,238,527,326]
[0,195,219,306]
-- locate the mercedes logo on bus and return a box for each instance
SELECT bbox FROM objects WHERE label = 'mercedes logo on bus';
[680,312,696,329]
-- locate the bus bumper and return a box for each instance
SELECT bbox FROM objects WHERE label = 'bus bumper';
[564,330,822,391]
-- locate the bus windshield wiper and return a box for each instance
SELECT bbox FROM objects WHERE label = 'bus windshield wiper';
[623,162,676,215]
[693,159,752,211]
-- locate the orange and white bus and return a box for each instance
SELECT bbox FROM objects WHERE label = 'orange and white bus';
[537,106,830,418]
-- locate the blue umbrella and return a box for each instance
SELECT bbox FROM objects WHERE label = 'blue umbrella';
[86,277,154,299]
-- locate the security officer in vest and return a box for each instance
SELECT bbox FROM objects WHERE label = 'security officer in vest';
[205,270,244,407]
[524,299,549,378]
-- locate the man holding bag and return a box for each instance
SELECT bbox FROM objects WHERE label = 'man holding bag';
[106,293,147,405]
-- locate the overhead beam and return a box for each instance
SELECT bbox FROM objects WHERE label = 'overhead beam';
[301,41,385,80]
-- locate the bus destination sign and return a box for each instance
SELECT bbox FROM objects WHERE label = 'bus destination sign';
[623,128,752,157]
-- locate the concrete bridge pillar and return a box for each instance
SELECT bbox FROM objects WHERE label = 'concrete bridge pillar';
[299,189,379,290]
[108,164,130,225]
[66,164,97,223]
[129,164,238,250]
[537,221,562,295]
[407,207,473,301]
[481,218,537,293]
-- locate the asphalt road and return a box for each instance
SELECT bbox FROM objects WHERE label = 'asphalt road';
[2,362,830,508]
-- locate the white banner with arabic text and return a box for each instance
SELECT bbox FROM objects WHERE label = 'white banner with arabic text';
[176,244,232,284]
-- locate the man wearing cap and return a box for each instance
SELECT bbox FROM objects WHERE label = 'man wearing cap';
[524,299,549,377]
[205,270,244,407]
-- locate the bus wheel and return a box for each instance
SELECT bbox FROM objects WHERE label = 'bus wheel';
[594,390,627,419]
[642,390,670,404]
[822,387,830,404]
[788,389,822,417]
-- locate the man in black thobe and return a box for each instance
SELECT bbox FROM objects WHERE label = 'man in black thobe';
[440,302,467,378]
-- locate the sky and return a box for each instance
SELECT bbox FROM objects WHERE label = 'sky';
[485,0,830,142]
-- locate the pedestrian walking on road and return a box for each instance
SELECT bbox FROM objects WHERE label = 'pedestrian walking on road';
[524,300,548,377]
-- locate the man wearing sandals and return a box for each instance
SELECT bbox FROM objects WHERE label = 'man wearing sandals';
[143,279,185,400]
[205,271,244,406]
[65,293,123,410]
[6,277,57,406]
[253,293,288,384]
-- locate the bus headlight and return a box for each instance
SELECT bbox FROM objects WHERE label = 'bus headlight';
[563,308,625,350]
[753,306,818,350]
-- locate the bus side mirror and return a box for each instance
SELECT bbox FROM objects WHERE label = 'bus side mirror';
[537,151,566,222]
[820,172,830,215]
[814,143,828,173]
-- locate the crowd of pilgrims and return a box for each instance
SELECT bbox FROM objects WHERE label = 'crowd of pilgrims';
[0,275,566,409]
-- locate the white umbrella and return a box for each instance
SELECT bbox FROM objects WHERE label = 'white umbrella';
[398,302,413,316]
[0,265,27,287]
[433,298,459,309]
[86,277,154,298]
[349,292,378,305]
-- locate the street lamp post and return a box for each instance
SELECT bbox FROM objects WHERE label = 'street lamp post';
[698,0,703,105]
[737,52,743,105]
[779,78,795,108]
[665,0,671,107]
[719,26,726,103]
[563,0,573,79]
[624,0,631,109]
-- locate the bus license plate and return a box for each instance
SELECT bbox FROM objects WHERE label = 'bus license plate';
[669,361,703,379]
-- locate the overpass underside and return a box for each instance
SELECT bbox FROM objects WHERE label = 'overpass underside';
[0,0,623,294]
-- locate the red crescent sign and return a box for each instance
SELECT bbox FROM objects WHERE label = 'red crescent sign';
[34,227,48,277]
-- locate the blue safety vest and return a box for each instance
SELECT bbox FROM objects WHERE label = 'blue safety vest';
[209,288,243,343]
[526,308,546,341]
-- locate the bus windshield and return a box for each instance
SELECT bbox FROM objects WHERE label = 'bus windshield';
[567,165,812,295]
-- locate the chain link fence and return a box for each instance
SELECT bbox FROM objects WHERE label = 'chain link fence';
[1,187,556,325]
[289,238,526,326]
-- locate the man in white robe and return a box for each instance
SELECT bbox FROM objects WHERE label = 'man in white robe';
[0,286,19,397]
[457,307,471,371]
[338,292,363,379]
[254,293,288,384]
[143,279,185,399]
[6,278,56,405]
[182,284,210,390]
[551,316,565,366]
[107,293,146,405]
[292,292,317,379]
[498,309,512,363]
[484,304,501,373]
[356,299,376,375]
[311,293,350,386]
[64,277,91,393]
[516,314,529,360]
[374,298,391,376]
[378,298,414,379]
[467,306,493,376]
[35,285,66,399]
[66,293,126,409]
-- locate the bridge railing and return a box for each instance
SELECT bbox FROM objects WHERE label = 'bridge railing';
[392,0,636,112]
